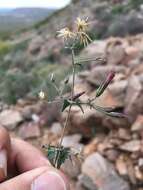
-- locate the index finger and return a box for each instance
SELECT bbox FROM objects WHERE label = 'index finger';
[9,138,51,174]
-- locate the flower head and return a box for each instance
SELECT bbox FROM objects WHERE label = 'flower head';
[38,90,45,100]
[78,31,92,47]
[57,27,75,40]
[76,17,89,32]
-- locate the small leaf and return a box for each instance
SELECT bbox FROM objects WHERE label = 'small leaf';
[62,99,71,112]
[92,104,127,118]
[56,147,70,169]
[45,145,70,169]
[74,57,106,64]
[106,112,127,118]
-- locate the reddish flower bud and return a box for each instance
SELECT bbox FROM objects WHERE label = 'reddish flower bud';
[72,91,85,101]
[96,71,115,97]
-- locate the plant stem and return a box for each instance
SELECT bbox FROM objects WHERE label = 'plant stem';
[54,48,76,168]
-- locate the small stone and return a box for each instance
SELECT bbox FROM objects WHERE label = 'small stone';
[0,109,23,130]
[138,159,143,171]
[135,166,143,181]
[61,156,81,179]
[120,140,141,152]
[61,134,83,150]
[50,122,62,135]
[105,149,119,162]
[116,155,128,176]
[125,75,143,121]
[131,115,143,132]
[80,153,130,190]
[118,128,131,140]
[18,122,41,139]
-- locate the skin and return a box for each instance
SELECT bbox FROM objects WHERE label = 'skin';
[0,126,69,190]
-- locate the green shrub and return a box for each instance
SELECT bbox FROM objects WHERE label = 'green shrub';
[0,41,11,56]
[0,71,38,104]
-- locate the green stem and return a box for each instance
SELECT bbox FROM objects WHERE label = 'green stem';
[54,48,76,168]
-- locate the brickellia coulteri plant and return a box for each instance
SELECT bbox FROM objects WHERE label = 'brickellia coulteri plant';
[39,17,127,169]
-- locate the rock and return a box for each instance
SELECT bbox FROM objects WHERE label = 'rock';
[125,75,143,121]
[118,128,131,141]
[18,122,41,139]
[105,149,120,162]
[61,134,83,150]
[138,158,143,171]
[50,122,62,135]
[135,166,143,181]
[61,156,81,179]
[120,140,141,152]
[106,41,126,65]
[116,155,128,176]
[126,158,136,185]
[84,136,105,156]
[86,65,126,87]
[0,109,23,130]
[131,115,143,131]
[108,80,128,107]
[82,40,107,62]
[63,106,104,137]
[80,153,130,190]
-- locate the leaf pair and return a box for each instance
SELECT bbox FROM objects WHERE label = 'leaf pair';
[44,145,70,169]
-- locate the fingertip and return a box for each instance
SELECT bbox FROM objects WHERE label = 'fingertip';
[0,126,11,150]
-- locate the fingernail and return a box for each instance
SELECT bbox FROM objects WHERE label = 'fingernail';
[31,171,67,190]
[0,149,7,181]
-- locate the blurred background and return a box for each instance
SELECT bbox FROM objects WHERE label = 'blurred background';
[0,0,143,189]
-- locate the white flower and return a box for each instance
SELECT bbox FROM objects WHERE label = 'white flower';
[76,17,89,32]
[38,90,45,100]
[57,27,75,40]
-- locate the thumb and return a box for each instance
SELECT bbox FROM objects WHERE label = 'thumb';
[0,167,70,190]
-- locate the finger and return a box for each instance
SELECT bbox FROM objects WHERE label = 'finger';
[9,138,50,173]
[0,126,11,181]
[0,166,70,190]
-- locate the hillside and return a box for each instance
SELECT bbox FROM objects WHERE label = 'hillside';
[0,1,143,189]
[0,8,55,35]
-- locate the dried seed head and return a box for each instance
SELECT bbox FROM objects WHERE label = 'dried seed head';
[57,27,75,40]
[76,17,89,32]
[78,31,92,47]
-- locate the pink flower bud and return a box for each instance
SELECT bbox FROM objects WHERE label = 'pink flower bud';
[96,71,115,97]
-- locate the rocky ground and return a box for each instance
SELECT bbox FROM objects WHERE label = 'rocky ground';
[0,34,143,190]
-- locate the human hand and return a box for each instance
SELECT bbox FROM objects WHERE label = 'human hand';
[0,126,69,190]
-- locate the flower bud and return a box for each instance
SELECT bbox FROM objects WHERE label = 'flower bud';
[96,71,115,97]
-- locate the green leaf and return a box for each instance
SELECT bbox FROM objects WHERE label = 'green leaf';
[62,99,71,112]
[92,104,127,118]
[74,57,105,64]
[45,145,70,169]
[56,147,70,169]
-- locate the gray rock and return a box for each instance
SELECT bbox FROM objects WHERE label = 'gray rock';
[125,75,143,121]
[50,122,62,135]
[80,153,130,190]
[18,122,41,139]
[0,109,23,130]
[86,65,126,86]
[120,140,141,152]
[61,134,83,150]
